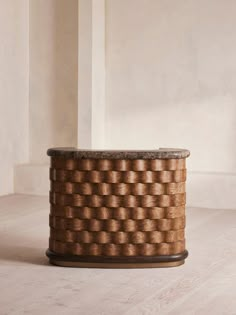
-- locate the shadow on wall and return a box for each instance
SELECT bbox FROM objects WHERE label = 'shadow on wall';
[29,0,78,164]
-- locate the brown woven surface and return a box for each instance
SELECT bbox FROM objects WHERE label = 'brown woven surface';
[49,157,187,257]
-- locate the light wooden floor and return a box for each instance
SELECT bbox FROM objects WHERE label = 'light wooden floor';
[0,194,236,315]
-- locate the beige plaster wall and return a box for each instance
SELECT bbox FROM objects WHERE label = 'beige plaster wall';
[29,0,78,163]
[0,1,29,195]
[106,0,236,173]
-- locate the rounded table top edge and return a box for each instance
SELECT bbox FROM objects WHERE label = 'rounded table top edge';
[47,147,190,159]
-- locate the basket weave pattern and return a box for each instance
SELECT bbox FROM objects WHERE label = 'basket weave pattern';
[49,157,187,257]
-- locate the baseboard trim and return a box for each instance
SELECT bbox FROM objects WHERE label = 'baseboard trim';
[187,171,236,209]
[14,163,49,196]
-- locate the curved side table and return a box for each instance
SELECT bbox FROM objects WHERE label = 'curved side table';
[46,148,190,268]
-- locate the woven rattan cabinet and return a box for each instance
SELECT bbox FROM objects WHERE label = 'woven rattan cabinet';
[46,148,190,268]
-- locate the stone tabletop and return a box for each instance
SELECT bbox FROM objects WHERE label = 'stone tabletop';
[47,147,190,159]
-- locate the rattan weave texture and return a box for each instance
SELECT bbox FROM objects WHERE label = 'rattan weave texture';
[49,156,188,258]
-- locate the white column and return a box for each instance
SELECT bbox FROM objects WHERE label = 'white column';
[78,0,106,149]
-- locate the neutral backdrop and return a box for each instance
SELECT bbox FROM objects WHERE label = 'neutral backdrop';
[0,0,236,208]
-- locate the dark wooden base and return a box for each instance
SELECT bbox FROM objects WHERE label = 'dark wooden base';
[46,249,188,269]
